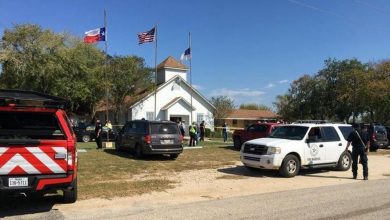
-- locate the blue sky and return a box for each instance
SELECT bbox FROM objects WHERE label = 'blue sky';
[1,0,390,109]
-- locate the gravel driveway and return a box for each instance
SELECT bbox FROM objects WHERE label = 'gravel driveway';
[2,154,390,219]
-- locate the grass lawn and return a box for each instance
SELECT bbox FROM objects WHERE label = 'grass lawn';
[76,139,239,200]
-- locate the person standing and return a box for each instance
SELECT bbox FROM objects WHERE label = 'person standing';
[105,120,112,130]
[95,119,103,149]
[189,122,197,146]
[222,123,228,143]
[178,121,185,137]
[345,124,370,180]
[199,121,205,142]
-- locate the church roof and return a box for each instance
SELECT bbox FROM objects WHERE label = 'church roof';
[157,56,188,70]
[129,75,215,111]
[221,109,279,120]
[161,97,196,111]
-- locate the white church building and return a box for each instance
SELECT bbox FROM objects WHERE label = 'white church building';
[98,56,215,129]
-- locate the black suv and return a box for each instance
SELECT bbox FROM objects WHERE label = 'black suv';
[386,126,390,148]
[115,120,183,159]
[367,124,389,151]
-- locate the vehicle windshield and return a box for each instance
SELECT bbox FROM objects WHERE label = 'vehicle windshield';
[269,126,308,140]
[338,126,353,140]
[375,126,386,134]
[151,123,179,134]
[0,111,65,140]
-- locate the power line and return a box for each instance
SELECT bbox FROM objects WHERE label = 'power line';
[354,0,390,17]
[287,0,357,23]
[287,0,390,32]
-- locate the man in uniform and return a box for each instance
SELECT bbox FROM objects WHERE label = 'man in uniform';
[345,124,370,180]
[95,119,103,149]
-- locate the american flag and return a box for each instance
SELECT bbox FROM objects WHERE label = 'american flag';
[137,27,155,44]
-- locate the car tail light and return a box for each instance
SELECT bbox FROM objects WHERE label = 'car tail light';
[143,135,152,144]
[372,133,376,141]
[67,139,76,171]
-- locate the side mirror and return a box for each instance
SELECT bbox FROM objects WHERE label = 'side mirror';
[306,138,311,143]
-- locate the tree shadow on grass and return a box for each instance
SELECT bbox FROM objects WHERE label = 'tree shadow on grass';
[0,193,63,218]
[219,145,239,152]
[218,165,351,179]
[103,148,176,161]
[218,166,282,178]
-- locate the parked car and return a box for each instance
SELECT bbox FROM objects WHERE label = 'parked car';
[73,124,116,142]
[233,123,279,150]
[0,89,77,203]
[115,120,183,159]
[367,124,388,151]
[240,122,353,177]
[386,126,390,147]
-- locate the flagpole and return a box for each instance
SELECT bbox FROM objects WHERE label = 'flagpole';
[104,10,109,140]
[154,25,158,120]
[189,32,192,124]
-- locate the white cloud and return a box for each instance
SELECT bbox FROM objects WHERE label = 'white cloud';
[265,83,275,89]
[192,84,204,90]
[278,80,289,84]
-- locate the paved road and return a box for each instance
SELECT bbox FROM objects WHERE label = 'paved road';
[120,179,390,220]
[3,178,389,219]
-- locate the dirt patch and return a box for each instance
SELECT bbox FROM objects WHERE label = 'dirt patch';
[56,155,390,218]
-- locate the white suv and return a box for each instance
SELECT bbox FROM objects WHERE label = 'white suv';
[240,123,353,177]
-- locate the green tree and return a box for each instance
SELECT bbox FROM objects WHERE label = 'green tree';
[210,96,235,125]
[239,103,272,111]
[366,61,390,123]
[317,58,369,122]
[107,56,153,124]
[0,24,106,116]
[274,58,371,123]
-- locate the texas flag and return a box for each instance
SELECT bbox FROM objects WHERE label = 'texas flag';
[84,27,106,43]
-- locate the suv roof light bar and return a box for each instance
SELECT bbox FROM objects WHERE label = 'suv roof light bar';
[0,89,68,109]
[294,120,329,124]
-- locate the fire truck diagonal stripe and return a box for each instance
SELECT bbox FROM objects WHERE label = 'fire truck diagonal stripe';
[0,153,40,174]
[26,147,66,173]
[0,147,8,157]
[0,147,52,174]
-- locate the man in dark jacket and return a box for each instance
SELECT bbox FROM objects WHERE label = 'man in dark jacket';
[95,119,103,149]
[199,121,205,142]
[345,124,370,180]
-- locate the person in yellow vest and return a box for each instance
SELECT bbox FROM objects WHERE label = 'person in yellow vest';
[189,122,197,146]
[105,120,112,130]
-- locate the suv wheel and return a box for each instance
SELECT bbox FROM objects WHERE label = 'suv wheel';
[135,144,143,159]
[63,178,77,203]
[279,155,300,178]
[115,139,122,152]
[82,134,90,142]
[233,138,242,150]
[169,154,179,160]
[336,151,352,171]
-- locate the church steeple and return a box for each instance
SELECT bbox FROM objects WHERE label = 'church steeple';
[156,56,188,85]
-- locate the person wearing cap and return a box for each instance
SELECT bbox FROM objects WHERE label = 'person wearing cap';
[345,124,370,180]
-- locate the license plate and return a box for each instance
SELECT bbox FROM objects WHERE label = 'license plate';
[9,177,28,187]
[161,139,174,144]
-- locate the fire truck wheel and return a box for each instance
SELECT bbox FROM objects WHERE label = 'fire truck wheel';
[63,178,77,203]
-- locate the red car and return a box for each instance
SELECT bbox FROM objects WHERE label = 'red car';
[233,123,279,150]
[0,90,77,203]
